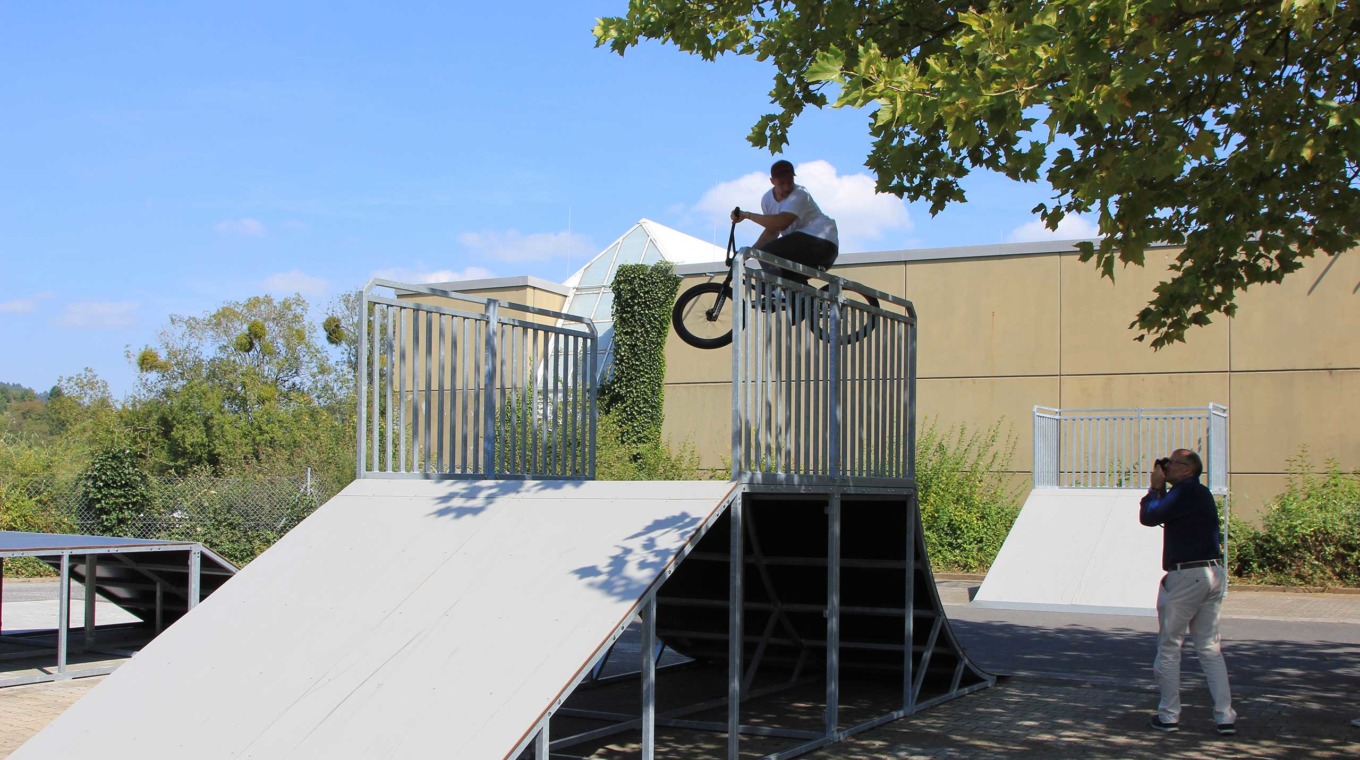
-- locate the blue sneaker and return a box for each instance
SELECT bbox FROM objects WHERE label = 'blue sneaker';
[1150,716,1180,733]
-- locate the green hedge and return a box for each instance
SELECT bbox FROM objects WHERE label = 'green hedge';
[599,262,679,450]
[916,419,1022,573]
[1230,449,1360,587]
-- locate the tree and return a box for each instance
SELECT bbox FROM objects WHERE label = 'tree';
[130,295,353,476]
[596,1,1360,347]
[321,289,362,399]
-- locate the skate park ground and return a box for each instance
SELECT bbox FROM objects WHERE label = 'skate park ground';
[2,576,1357,759]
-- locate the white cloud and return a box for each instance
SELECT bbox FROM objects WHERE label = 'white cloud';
[55,301,139,329]
[456,229,593,264]
[370,266,496,285]
[693,160,912,253]
[215,217,268,236]
[262,270,330,297]
[1008,213,1099,243]
[0,291,55,314]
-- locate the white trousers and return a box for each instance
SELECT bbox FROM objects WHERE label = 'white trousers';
[1154,565,1236,725]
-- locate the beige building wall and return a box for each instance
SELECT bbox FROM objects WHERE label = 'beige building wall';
[661,246,1360,521]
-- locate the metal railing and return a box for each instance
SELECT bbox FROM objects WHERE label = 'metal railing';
[358,279,597,479]
[1033,405,1228,493]
[731,249,918,485]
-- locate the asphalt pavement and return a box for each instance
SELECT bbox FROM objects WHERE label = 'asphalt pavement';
[2,578,1359,758]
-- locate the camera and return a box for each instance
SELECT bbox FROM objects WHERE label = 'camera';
[1155,457,1171,470]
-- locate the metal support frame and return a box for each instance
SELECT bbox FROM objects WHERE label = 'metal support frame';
[0,539,220,688]
[515,485,993,760]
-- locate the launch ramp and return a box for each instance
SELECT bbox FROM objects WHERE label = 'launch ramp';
[972,489,1165,615]
[13,478,738,759]
[981,406,1232,615]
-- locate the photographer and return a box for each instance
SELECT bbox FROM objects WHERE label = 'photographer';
[1140,449,1236,735]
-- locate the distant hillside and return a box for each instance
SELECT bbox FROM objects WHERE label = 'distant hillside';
[0,382,43,413]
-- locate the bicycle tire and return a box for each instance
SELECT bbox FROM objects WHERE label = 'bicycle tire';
[673,281,735,349]
[812,284,880,346]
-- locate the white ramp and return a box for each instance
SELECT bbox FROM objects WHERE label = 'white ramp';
[15,478,738,760]
[972,489,1164,616]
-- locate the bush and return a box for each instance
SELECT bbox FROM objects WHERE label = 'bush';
[153,477,319,567]
[0,435,76,577]
[915,419,1022,573]
[79,446,152,536]
[1230,449,1360,587]
[595,411,703,481]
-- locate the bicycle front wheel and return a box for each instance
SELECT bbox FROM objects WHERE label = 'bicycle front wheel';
[813,284,880,346]
[672,281,734,349]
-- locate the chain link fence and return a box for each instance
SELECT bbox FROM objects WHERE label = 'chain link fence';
[20,470,348,567]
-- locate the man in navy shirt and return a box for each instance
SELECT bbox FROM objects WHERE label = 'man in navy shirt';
[1141,448,1236,735]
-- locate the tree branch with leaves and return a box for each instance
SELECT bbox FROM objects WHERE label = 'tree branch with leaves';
[597,0,1360,347]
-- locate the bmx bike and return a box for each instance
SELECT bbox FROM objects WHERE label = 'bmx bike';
[671,208,880,349]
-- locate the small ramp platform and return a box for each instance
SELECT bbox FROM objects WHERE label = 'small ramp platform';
[1,531,236,687]
[972,489,1164,615]
[13,479,738,759]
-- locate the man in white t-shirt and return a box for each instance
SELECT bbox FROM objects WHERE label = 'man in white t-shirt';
[731,159,839,283]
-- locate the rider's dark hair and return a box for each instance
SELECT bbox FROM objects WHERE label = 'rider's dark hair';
[770,159,795,177]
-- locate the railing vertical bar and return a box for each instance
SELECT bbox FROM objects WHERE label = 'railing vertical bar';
[828,280,841,478]
[731,259,744,480]
[570,334,580,477]
[541,328,551,477]
[369,303,380,473]
[388,306,396,473]
[461,319,472,474]
[785,290,794,474]
[512,325,522,475]
[437,315,446,473]
[397,306,408,472]
[421,311,430,472]
[539,327,548,477]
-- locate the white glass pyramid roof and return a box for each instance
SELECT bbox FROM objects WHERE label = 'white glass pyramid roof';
[561,219,725,380]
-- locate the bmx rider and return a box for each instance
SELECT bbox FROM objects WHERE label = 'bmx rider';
[731,159,839,283]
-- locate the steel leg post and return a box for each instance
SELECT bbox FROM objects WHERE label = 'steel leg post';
[826,492,841,737]
[534,725,548,758]
[57,553,70,676]
[83,554,97,649]
[189,546,202,610]
[904,494,916,710]
[642,599,656,760]
[727,499,744,759]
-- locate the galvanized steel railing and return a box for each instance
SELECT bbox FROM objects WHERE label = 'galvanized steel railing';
[731,249,917,486]
[358,279,597,479]
[1033,405,1228,494]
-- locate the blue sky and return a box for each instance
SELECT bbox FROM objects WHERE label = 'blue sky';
[0,2,1092,399]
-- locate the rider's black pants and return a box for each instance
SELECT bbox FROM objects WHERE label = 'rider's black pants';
[757,232,839,284]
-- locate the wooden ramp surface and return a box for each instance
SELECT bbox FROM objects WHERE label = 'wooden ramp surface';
[14,478,737,760]
[972,488,1164,616]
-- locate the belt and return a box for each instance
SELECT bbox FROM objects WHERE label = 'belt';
[1172,559,1222,571]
